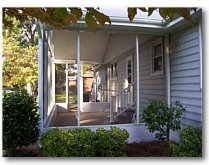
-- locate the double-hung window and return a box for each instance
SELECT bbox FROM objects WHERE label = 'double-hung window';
[152,39,163,75]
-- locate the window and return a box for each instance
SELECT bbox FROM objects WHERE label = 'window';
[152,40,163,74]
[110,62,117,80]
[127,60,132,84]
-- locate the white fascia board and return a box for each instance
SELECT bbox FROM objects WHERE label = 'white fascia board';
[165,8,202,31]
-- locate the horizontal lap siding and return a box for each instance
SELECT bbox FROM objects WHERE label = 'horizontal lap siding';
[109,56,127,94]
[97,65,108,101]
[139,39,166,112]
[170,24,202,127]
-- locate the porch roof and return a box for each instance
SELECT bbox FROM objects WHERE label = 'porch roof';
[42,8,201,64]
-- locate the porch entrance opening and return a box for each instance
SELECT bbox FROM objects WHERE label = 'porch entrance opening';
[46,31,144,128]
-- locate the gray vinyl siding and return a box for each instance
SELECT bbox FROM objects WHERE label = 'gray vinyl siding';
[97,65,108,102]
[138,39,166,113]
[43,42,55,126]
[170,24,202,127]
[109,54,128,94]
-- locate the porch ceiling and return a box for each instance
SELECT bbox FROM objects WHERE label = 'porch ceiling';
[52,30,151,64]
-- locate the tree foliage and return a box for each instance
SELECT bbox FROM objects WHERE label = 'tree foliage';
[3,15,38,94]
[3,7,195,31]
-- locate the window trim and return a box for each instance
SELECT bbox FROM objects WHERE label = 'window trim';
[126,55,133,85]
[151,38,164,75]
[110,62,118,80]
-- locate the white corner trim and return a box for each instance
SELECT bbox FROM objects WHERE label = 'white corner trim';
[199,20,203,89]
[136,35,140,124]
[38,37,44,130]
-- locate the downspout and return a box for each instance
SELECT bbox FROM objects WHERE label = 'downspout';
[198,19,202,90]
[77,31,81,126]
[66,63,69,109]
[165,35,170,106]
[136,35,140,124]
[37,22,44,131]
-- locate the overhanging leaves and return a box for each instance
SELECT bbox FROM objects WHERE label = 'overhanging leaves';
[3,7,194,32]
[69,8,83,20]
[148,8,157,16]
[86,8,111,25]
[128,8,137,22]
[85,12,98,32]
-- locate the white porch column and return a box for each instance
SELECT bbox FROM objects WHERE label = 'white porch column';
[80,76,83,110]
[38,37,44,131]
[77,31,81,126]
[66,63,69,109]
[136,34,140,124]
[165,35,170,106]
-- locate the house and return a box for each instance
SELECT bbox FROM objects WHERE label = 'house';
[37,8,202,142]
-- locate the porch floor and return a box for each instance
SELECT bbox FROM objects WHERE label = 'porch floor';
[52,111,110,127]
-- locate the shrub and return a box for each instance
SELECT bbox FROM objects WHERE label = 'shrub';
[95,127,129,157]
[143,100,186,141]
[41,128,96,157]
[3,89,39,155]
[170,126,202,157]
[40,127,129,157]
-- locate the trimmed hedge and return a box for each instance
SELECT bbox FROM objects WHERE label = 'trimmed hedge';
[40,127,129,157]
[170,126,202,157]
[3,89,39,155]
[95,127,129,156]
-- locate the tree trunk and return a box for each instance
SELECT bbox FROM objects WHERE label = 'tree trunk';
[166,127,170,142]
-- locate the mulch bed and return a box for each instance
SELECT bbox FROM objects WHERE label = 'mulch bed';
[3,141,176,157]
[126,141,175,157]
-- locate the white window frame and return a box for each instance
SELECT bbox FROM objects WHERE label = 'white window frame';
[151,38,164,75]
[126,55,133,85]
[110,62,117,80]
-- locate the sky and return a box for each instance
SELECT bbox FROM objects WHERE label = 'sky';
[99,7,163,20]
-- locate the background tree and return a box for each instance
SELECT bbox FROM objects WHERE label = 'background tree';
[3,15,38,96]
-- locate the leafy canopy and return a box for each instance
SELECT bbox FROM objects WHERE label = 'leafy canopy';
[3,7,195,31]
[3,15,38,91]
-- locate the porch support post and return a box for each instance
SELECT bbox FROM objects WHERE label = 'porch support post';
[38,32,44,131]
[77,31,81,126]
[66,63,69,109]
[165,35,170,106]
[136,34,140,124]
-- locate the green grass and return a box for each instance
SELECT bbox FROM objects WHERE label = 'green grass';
[55,93,77,103]
[55,93,66,103]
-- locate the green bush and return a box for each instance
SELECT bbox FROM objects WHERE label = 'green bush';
[143,100,186,141]
[3,89,39,155]
[40,127,129,157]
[95,127,129,157]
[41,128,96,157]
[170,126,202,157]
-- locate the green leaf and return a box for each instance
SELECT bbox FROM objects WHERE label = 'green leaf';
[176,8,192,21]
[128,8,137,22]
[86,8,111,25]
[138,7,147,12]
[54,8,69,23]
[147,7,157,16]
[70,8,83,20]
[85,12,98,32]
